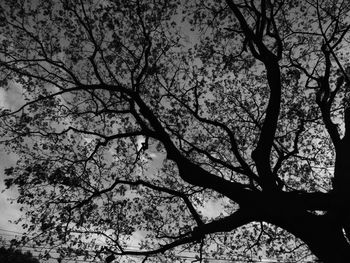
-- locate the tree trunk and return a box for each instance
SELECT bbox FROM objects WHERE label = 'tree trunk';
[298,126,350,262]
[304,224,350,262]
[271,211,350,262]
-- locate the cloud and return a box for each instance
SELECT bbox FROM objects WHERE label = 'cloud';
[0,89,7,108]
[0,151,22,233]
[0,83,23,232]
[0,81,25,110]
[0,188,21,231]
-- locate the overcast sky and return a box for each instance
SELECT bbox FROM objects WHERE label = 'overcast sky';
[0,84,25,238]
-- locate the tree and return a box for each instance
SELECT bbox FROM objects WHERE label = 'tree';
[1,0,350,262]
[0,246,40,263]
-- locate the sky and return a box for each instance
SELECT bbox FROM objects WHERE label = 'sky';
[0,84,27,259]
[0,84,24,235]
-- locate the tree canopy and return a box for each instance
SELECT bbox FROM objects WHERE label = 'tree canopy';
[1,0,350,262]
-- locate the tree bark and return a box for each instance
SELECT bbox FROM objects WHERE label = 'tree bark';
[263,207,350,262]
[297,219,350,263]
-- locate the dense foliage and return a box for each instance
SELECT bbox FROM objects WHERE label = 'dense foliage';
[0,246,40,263]
[1,0,350,262]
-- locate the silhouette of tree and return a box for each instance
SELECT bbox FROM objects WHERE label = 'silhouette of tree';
[0,246,39,263]
[1,0,350,262]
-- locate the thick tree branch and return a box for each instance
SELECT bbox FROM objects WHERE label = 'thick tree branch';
[192,208,254,237]
[225,1,283,191]
[106,208,254,257]
[251,61,282,190]
[315,46,341,148]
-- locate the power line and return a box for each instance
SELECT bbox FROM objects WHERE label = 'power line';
[0,227,24,234]
[0,239,266,263]
[0,227,312,263]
